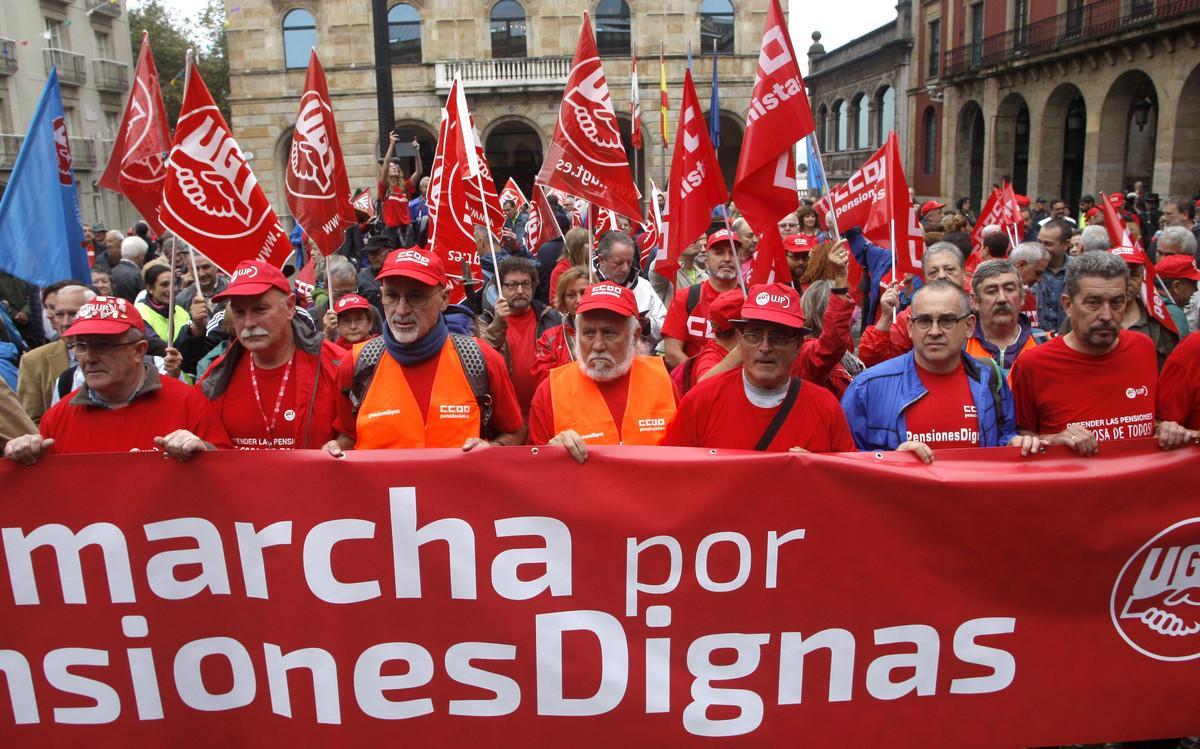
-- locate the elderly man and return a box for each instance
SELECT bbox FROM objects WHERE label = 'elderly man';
[176,252,229,311]
[965,260,1047,379]
[1080,225,1111,253]
[1010,241,1050,327]
[1156,254,1200,333]
[17,284,93,423]
[595,231,666,344]
[480,256,562,415]
[319,255,363,340]
[1035,217,1075,334]
[111,235,148,302]
[3,296,230,464]
[662,230,742,367]
[197,260,346,450]
[1011,251,1196,454]
[90,229,125,273]
[529,282,678,462]
[842,280,1034,463]
[1160,195,1200,247]
[665,283,854,452]
[327,248,524,453]
[1155,225,1198,258]
[859,242,967,366]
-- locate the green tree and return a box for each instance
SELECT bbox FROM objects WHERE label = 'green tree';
[195,0,230,123]
[127,0,229,126]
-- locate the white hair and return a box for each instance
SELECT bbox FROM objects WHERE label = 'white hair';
[572,313,639,382]
[1010,242,1049,265]
[55,284,96,303]
[1080,225,1111,253]
[1160,226,1198,256]
[120,235,149,260]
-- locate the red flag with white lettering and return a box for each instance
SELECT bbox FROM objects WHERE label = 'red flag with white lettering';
[664,69,729,284]
[97,33,171,233]
[535,13,642,222]
[971,187,1005,248]
[284,50,355,255]
[524,185,560,252]
[500,177,527,210]
[864,133,923,281]
[732,0,815,284]
[351,188,375,219]
[1001,181,1026,243]
[159,63,291,273]
[814,142,887,236]
[1100,191,1178,335]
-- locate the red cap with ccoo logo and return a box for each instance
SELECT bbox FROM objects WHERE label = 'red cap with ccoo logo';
[333,293,372,315]
[784,233,817,255]
[734,283,807,331]
[212,260,292,301]
[1111,246,1150,266]
[63,295,146,337]
[376,248,447,287]
[575,282,638,318]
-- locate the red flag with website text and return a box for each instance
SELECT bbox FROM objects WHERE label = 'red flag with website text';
[1100,192,1178,334]
[732,0,815,284]
[536,13,642,221]
[284,50,355,255]
[97,33,171,233]
[524,185,559,251]
[159,64,291,273]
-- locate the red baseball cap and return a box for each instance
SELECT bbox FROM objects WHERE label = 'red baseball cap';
[1086,206,1103,220]
[63,296,146,337]
[1156,254,1200,282]
[212,260,291,301]
[706,229,742,251]
[784,233,817,255]
[376,247,447,287]
[1110,246,1150,266]
[575,282,638,318]
[1107,193,1125,208]
[333,293,372,315]
[919,200,946,218]
[734,283,808,331]
[708,289,746,334]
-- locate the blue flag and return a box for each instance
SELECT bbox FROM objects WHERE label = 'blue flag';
[0,68,90,287]
[805,134,827,198]
[709,41,720,149]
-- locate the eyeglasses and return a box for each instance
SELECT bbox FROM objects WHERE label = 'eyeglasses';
[71,339,140,356]
[740,329,800,347]
[502,280,533,291]
[384,292,434,309]
[910,313,972,331]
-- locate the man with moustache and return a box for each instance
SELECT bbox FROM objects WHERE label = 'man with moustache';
[965,260,1046,380]
[325,248,524,453]
[1011,251,1197,454]
[662,230,743,368]
[197,261,347,450]
[529,282,679,463]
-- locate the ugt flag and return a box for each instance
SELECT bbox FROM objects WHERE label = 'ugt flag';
[0,69,90,287]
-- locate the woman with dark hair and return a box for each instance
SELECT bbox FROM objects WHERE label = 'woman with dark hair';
[135,262,193,351]
[955,196,976,227]
[796,206,823,240]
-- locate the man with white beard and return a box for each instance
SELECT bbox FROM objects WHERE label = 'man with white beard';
[528,282,679,463]
[197,261,347,450]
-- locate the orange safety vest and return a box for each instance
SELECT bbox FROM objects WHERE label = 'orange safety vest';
[354,339,480,448]
[549,356,677,446]
[965,334,1039,383]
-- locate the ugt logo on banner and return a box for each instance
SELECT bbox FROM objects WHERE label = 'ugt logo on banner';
[1111,517,1200,661]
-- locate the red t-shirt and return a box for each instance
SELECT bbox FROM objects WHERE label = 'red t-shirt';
[207,344,344,450]
[662,280,723,357]
[40,373,232,454]
[533,324,574,386]
[379,177,415,227]
[527,367,633,444]
[1010,330,1158,440]
[1158,331,1200,429]
[548,259,572,303]
[664,368,855,453]
[690,339,731,387]
[504,308,539,416]
[332,337,524,441]
[904,364,981,448]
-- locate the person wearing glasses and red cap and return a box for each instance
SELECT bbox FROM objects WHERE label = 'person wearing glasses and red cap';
[665,283,854,453]
[326,248,524,454]
[4,296,231,464]
[530,282,679,463]
[330,293,381,347]
[197,260,348,451]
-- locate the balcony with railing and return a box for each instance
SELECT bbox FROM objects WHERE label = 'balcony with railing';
[435,56,571,93]
[0,38,17,75]
[823,148,877,180]
[0,134,25,170]
[86,0,122,19]
[44,48,87,85]
[93,58,129,92]
[944,0,1200,78]
[70,137,97,169]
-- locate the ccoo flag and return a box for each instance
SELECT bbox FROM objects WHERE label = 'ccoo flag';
[0,69,90,287]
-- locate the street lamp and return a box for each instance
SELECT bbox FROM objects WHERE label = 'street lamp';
[1131,96,1154,132]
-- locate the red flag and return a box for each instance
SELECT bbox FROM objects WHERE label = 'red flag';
[284,50,355,255]
[351,188,375,219]
[589,204,620,240]
[524,185,560,251]
[499,177,527,209]
[536,13,642,221]
[646,180,668,273]
[293,258,316,306]
[426,111,448,234]
[630,46,643,151]
[864,133,923,281]
[732,0,815,284]
[159,63,291,273]
[1001,181,1025,242]
[1100,192,1178,335]
[663,69,729,284]
[97,33,171,233]
[815,142,888,236]
[971,187,1005,248]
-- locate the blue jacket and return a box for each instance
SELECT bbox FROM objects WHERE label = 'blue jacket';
[840,351,1018,451]
[845,226,892,325]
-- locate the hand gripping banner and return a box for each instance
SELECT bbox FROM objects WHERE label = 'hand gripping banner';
[1,441,1198,746]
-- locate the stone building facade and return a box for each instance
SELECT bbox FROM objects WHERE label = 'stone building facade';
[226,0,772,222]
[0,0,135,229]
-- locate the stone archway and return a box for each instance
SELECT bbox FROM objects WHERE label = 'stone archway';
[955,100,985,207]
[1168,62,1200,196]
[715,111,743,193]
[483,118,544,203]
[1097,69,1157,194]
[993,92,1030,195]
[1038,83,1086,211]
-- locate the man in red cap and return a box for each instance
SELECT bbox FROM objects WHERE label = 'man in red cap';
[919,200,946,231]
[1156,254,1200,334]
[327,247,524,453]
[331,293,380,347]
[662,229,742,368]
[197,260,347,450]
[665,283,854,453]
[529,282,678,463]
[1107,246,1181,367]
[675,288,745,391]
[784,233,817,293]
[4,296,231,464]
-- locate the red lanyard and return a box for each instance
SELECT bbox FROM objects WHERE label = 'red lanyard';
[249,355,294,437]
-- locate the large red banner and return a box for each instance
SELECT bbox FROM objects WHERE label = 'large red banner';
[1,442,1199,746]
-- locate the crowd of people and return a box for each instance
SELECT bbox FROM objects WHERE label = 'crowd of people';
[3,168,1200,469]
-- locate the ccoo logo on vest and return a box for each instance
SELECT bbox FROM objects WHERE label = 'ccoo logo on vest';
[1110,517,1200,661]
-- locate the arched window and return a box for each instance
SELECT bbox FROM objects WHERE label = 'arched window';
[700,0,735,55]
[388,4,422,64]
[836,100,848,151]
[876,86,895,145]
[282,9,316,70]
[490,0,528,59]
[853,94,868,149]
[827,102,840,152]
[595,0,631,58]
[922,106,938,174]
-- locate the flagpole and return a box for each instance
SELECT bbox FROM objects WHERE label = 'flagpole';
[721,213,748,296]
[187,245,205,316]
[659,41,668,188]
[474,170,505,302]
[810,136,840,241]
[586,198,596,282]
[168,49,194,346]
